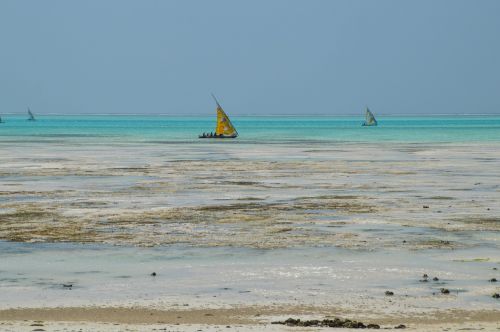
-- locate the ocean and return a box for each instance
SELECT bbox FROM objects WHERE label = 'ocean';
[1,115,500,143]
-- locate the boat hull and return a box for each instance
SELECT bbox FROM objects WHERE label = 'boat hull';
[199,135,237,139]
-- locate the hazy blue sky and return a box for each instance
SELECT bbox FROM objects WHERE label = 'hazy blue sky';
[1,0,499,115]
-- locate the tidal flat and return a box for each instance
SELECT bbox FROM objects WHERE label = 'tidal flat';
[0,140,499,330]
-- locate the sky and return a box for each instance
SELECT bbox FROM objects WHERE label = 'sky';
[1,0,499,115]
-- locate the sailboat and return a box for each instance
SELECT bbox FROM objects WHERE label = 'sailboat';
[199,94,238,139]
[27,108,36,121]
[362,107,377,126]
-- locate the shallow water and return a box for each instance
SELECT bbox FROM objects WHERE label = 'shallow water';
[0,116,499,313]
[0,241,499,314]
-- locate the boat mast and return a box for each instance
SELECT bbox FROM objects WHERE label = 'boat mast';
[211,93,222,109]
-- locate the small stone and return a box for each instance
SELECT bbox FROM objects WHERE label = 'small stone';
[493,267,498,270]
[433,277,439,281]
[303,320,319,327]
[62,284,72,288]
[419,279,428,283]
[385,291,394,296]
[367,323,380,329]
[423,205,429,208]
[151,272,156,276]
[440,288,450,294]
[284,318,300,326]
[394,324,406,329]
[488,278,497,282]
[422,274,428,278]
[492,293,500,299]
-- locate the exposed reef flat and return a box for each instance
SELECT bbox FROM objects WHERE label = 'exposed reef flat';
[0,142,499,249]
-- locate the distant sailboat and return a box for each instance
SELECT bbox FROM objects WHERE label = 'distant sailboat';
[362,108,377,126]
[199,94,238,139]
[27,108,36,121]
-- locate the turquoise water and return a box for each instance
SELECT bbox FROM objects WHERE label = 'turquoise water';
[0,115,499,143]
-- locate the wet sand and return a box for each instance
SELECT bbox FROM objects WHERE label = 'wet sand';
[0,306,499,331]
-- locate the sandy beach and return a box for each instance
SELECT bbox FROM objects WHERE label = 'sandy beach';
[0,306,500,331]
[0,306,499,331]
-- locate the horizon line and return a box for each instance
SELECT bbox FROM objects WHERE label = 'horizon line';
[1,112,500,117]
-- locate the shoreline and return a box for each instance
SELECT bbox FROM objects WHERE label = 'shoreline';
[1,306,499,326]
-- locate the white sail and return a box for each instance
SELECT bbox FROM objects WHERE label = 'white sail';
[363,108,377,126]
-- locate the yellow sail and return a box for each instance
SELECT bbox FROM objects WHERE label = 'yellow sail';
[215,105,238,137]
